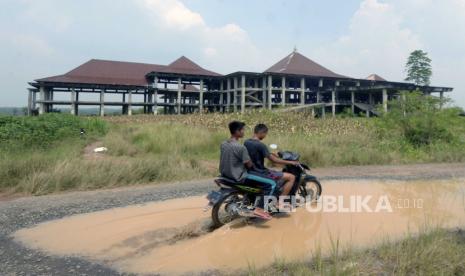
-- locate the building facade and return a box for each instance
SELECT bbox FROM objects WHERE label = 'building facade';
[28,50,453,117]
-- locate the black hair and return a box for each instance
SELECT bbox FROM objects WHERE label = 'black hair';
[228,121,246,135]
[254,123,268,134]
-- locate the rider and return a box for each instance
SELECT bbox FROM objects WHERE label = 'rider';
[219,121,274,219]
[244,124,299,200]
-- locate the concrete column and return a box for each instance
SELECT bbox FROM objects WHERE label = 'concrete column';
[322,105,326,118]
[331,90,336,117]
[262,77,267,108]
[226,78,231,113]
[199,79,204,113]
[241,75,246,113]
[70,89,76,115]
[32,91,37,112]
[99,89,105,117]
[439,91,444,109]
[128,90,132,116]
[177,78,182,114]
[27,90,33,116]
[219,81,224,112]
[319,79,324,88]
[382,89,388,113]
[300,77,306,105]
[153,77,158,115]
[75,91,79,115]
[39,86,45,115]
[281,76,286,106]
[233,77,238,112]
[316,91,321,103]
[267,75,272,109]
[351,91,355,115]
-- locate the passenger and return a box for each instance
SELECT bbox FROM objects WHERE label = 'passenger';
[219,121,274,219]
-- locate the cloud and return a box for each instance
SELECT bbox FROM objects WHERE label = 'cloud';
[142,0,204,30]
[315,0,422,81]
[137,0,263,73]
[312,0,464,107]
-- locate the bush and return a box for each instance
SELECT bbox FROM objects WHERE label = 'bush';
[375,92,463,147]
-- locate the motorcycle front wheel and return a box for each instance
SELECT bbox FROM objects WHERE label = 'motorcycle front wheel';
[298,178,322,202]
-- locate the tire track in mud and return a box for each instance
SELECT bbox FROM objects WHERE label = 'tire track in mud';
[1,163,465,275]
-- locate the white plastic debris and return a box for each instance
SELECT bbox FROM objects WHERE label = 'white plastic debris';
[93,147,108,153]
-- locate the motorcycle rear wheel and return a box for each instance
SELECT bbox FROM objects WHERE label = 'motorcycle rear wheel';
[211,192,245,228]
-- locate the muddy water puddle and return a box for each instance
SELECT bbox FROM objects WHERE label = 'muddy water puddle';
[14,179,465,275]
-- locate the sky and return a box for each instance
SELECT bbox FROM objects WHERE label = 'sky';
[0,0,464,108]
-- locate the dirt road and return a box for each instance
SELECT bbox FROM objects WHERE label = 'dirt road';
[1,163,465,275]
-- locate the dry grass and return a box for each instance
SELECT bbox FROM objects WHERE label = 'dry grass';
[247,228,465,275]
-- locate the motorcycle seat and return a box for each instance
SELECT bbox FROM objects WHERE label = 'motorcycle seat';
[215,177,240,187]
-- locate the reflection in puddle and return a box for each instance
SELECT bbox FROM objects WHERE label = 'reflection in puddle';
[14,179,465,275]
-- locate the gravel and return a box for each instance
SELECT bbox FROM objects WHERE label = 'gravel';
[1,163,464,275]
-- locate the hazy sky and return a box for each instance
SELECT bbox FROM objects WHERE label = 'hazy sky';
[1,0,464,107]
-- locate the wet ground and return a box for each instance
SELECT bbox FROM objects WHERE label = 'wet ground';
[13,178,465,275]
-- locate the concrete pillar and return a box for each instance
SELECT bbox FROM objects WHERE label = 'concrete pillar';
[241,74,246,113]
[351,91,355,115]
[233,77,238,112]
[220,81,224,112]
[177,78,182,114]
[300,77,306,105]
[39,86,45,115]
[199,79,204,113]
[439,91,444,109]
[281,76,286,106]
[319,79,323,88]
[316,91,321,103]
[70,89,76,115]
[331,90,336,117]
[26,90,33,116]
[75,91,79,115]
[153,77,158,115]
[382,89,388,113]
[99,89,105,117]
[267,75,272,109]
[128,90,132,116]
[262,77,267,109]
[226,78,231,113]
[322,105,326,118]
[32,91,37,113]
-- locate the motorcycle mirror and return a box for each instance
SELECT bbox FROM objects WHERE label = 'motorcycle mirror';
[269,144,278,150]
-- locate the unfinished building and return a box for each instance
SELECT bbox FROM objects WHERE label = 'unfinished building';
[28,50,453,117]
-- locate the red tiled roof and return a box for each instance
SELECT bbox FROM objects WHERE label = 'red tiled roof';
[36,57,221,87]
[366,74,387,81]
[264,50,348,78]
[36,59,166,86]
[161,56,221,76]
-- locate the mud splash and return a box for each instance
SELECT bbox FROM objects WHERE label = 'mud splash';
[14,179,465,275]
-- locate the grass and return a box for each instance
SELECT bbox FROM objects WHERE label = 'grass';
[247,228,465,275]
[1,102,464,195]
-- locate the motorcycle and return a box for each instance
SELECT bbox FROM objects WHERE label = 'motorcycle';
[206,145,322,228]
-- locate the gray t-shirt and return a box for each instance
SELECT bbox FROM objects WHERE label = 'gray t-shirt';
[219,139,250,182]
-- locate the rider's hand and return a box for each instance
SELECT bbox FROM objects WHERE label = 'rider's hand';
[290,161,300,166]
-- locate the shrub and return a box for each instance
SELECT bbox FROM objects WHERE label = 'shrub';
[375,92,462,147]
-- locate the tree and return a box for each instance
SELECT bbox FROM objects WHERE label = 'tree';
[405,50,432,86]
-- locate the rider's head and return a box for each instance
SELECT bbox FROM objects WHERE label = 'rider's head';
[229,121,246,138]
[254,124,268,140]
